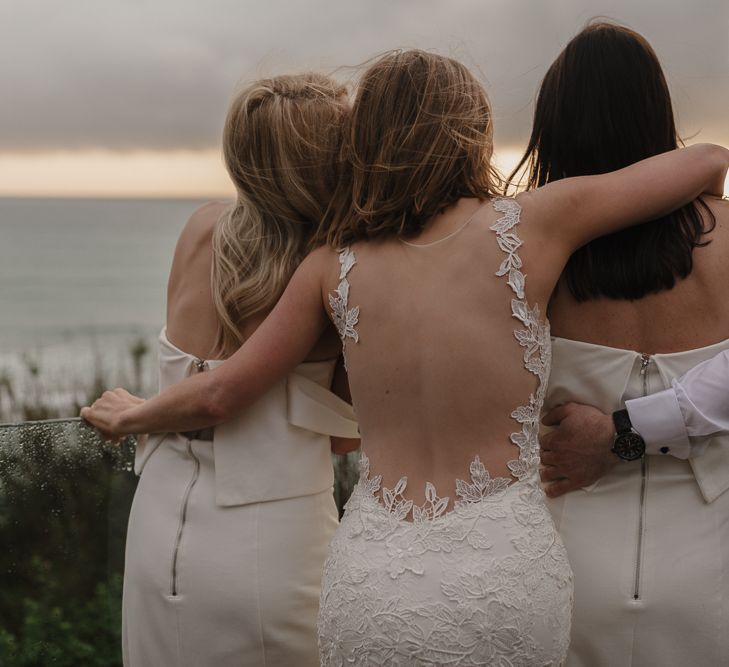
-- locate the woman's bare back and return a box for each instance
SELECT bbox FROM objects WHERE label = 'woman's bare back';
[549,196,729,352]
[166,202,341,362]
[323,197,552,510]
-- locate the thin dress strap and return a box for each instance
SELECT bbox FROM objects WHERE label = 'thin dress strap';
[329,247,359,369]
[490,196,550,480]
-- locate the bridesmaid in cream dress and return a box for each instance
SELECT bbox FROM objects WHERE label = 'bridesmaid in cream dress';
[83,51,729,665]
[111,74,357,667]
[513,23,729,667]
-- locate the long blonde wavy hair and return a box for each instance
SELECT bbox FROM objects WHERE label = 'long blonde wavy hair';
[211,73,348,356]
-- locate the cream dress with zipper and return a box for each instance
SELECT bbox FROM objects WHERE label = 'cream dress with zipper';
[121,328,358,667]
[546,335,729,667]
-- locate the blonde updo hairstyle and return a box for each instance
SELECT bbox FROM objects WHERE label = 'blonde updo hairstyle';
[212,73,348,356]
[320,50,502,248]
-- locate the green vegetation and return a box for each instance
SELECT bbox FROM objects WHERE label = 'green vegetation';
[0,339,358,666]
[0,413,136,667]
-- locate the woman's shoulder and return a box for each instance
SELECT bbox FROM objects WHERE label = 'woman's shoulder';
[694,195,729,251]
[189,200,229,223]
[168,202,229,298]
[703,194,729,220]
[165,202,227,355]
[696,195,729,265]
[305,243,344,272]
[169,201,230,271]
[176,201,230,250]
[290,244,353,307]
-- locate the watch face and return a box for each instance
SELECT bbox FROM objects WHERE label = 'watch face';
[613,433,646,461]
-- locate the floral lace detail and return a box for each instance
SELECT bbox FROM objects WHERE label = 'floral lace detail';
[490,197,553,485]
[320,451,572,665]
[318,198,572,665]
[328,247,359,369]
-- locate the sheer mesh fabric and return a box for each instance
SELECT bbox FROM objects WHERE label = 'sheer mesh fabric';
[329,198,549,508]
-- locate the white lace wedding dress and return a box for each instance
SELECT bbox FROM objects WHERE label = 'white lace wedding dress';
[318,198,573,666]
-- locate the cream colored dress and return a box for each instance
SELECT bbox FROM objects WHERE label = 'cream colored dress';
[122,329,358,667]
[546,336,729,667]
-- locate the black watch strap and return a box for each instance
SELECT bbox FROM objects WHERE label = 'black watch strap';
[611,408,645,461]
[612,408,632,435]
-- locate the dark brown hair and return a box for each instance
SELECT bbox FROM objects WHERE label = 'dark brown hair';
[319,50,503,248]
[510,21,714,301]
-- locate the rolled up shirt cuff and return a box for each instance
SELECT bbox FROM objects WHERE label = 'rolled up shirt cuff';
[625,388,692,459]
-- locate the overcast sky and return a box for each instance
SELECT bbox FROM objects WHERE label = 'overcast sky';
[0,0,726,195]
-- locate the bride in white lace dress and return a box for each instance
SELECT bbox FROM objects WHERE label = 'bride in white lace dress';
[82,50,729,666]
[317,197,572,664]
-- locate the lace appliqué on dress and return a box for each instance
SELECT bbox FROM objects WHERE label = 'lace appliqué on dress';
[491,196,552,482]
[320,449,572,664]
[328,247,359,369]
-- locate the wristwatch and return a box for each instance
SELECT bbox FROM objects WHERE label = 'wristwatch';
[611,409,646,461]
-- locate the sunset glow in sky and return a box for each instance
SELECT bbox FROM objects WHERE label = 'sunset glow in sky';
[0,0,727,198]
[0,149,537,199]
[0,150,233,199]
[1,147,727,199]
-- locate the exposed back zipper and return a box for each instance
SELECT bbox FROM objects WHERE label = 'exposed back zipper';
[170,438,201,596]
[633,353,651,600]
[170,357,208,597]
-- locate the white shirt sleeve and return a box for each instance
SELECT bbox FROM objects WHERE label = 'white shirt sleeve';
[625,349,729,460]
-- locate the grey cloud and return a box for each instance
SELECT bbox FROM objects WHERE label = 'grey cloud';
[0,0,727,152]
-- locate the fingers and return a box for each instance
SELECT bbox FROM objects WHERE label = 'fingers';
[540,465,565,483]
[80,407,116,442]
[80,387,143,441]
[540,430,567,455]
[111,387,144,403]
[98,427,120,446]
[539,449,557,466]
[539,430,555,451]
[541,403,574,426]
[544,478,580,498]
[81,388,140,415]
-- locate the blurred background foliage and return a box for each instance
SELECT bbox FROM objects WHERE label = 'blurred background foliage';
[0,339,357,666]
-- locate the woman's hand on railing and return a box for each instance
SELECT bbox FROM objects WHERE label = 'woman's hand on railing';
[80,388,146,443]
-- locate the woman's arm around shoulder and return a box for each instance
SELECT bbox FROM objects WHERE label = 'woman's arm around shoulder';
[521,143,729,262]
[82,245,339,437]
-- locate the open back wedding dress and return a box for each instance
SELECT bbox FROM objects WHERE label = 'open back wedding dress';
[318,198,573,666]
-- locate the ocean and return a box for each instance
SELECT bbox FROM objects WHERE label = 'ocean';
[0,197,212,417]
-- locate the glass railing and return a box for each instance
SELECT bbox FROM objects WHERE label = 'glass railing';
[0,419,357,666]
[0,419,136,666]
